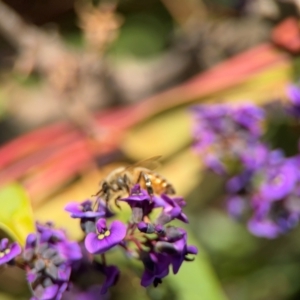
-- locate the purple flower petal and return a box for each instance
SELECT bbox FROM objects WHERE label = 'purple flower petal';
[226,195,248,219]
[232,103,264,135]
[96,219,107,231]
[247,218,280,239]
[120,184,151,203]
[57,265,71,281]
[0,238,8,250]
[27,270,39,283]
[85,220,127,254]
[164,229,198,274]
[34,284,59,300]
[120,185,162,218]
[65,201,104,218]
[137,222,155,234]
[57,241,82,262]
[141,253,170,287]
[287,84,300,105]
[187,245,198,255]
[26,234,37,249]
[192,103,265,175]
[100,265,120,294]
[55,283,69,300]
[204,154,226,175]
[258,157,298,201]
[0,240,22,265]
[159,195,189,224]
[287,84,300,117]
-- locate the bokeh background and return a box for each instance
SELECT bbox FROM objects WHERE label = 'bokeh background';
[0,0,300,299]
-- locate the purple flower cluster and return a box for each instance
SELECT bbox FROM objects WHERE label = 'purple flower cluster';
[191,103,265,174]
[0,171,196,298]
[24,222,82,300]
[226,150,300,238]
[65,185,197,291]
[0,222,82,300]
[192,102,300,239]
[121,186,197,286]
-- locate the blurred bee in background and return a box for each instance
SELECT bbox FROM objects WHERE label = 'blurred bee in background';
[94,156,175,208]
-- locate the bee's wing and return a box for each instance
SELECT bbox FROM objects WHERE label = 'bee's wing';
[125,156,162,171]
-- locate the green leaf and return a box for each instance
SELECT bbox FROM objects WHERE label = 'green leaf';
[0,183,35,245]
[166,224,229,300]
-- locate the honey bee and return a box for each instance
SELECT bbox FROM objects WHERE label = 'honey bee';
[94,156,175,208]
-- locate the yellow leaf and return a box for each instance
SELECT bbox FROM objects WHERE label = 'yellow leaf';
[0,183,35,245]
[121,108,192,161]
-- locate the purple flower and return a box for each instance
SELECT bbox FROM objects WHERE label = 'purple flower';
[224,147,300,238]
[164,229,198,274]
[151,227,198,274]
[287,84,300,117]
[191,103,265,175]
[32,280,68,300]
[226,195,248,219]
[57,241,82,262]
[191,104,229,132]
[65,199,114,234]
[36,222,67,243]
[0,238,21,265]
[248,217,280,239]
[247,195,300,238]
[155,194,188,225]
[119,185,165,222]
[257,156,299,202]
[232,103,264,136]
[192,103,263,139]
[225,171,253,219]
[226,170,252,194]
[100,265,120,294]
[65,200,105,219]
[240,143,268,171]
[23,223,82,300]
[85,219,126,254]
[137,222,155,234]
[204,154,226,175]
[141,252,170,287]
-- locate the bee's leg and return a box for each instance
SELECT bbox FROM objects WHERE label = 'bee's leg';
[114,195,122,210]
[92,189,103,210]
[92,191,99,197]
[96,182,109,208]
[123,174,131,194]
[94,180,108,196]
[139,172,154,197]
[136,171,143,186]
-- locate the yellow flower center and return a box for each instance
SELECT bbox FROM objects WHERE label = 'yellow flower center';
[4,249,10,254]
[97,230,110,240]
[98,234,105,240]
[0,252,4,258]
